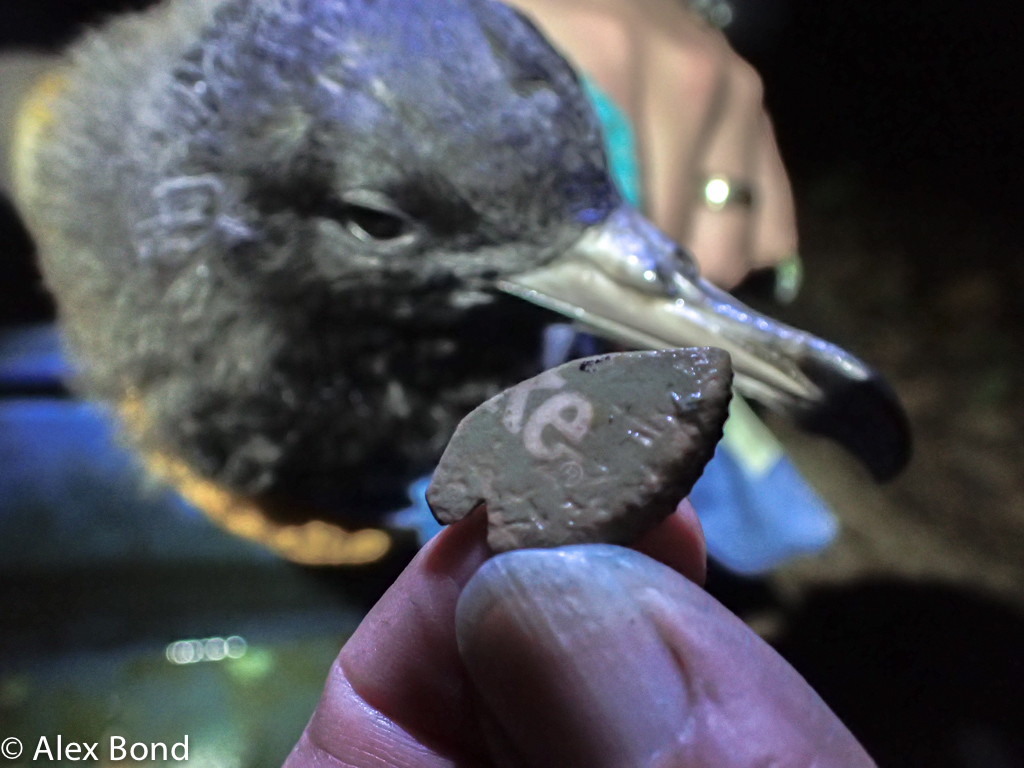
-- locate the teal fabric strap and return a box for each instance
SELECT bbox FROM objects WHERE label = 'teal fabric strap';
[580,77,643,209]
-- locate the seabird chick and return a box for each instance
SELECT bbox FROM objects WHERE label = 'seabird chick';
[11,0,910,562]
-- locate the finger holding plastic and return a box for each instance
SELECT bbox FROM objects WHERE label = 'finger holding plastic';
[456,545,876,768]
[284,511,494,768]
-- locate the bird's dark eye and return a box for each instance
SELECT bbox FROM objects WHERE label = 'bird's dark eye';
[310,190,417,244]
[344,204,407,242]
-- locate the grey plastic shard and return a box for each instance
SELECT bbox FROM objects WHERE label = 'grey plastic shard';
[426,347,733,551]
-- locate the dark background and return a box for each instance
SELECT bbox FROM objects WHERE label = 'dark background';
[3,1,1024,766]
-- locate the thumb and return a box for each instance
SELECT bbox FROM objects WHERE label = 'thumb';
[455,545,875,768]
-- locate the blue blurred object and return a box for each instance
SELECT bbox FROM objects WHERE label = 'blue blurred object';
[691,446,838,575]
[0,396,276,567]
[0,325,274,568]
[384,476,443,544]
[689,396,838,575]
[0,324,71,390]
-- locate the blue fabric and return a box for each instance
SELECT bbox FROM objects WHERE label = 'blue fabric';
[0,324,71,387]
[0,397,273,567]
[689,444,838,575]
[384,476,443,544]
[0,324,277,565]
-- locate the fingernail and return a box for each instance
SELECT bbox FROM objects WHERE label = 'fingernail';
[456,545,693,768]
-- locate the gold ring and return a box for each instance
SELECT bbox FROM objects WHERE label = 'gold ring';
[700,174,755,211]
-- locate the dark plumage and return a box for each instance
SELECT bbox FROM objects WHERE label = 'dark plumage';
[19,0,618,515]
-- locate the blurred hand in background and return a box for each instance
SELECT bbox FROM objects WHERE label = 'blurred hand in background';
[507,0,799,289]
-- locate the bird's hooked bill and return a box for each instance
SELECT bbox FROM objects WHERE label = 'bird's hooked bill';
[499,205,911,482]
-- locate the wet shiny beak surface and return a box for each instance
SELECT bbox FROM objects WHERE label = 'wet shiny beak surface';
[499,206,911,482]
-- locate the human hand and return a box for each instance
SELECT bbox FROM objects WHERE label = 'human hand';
[505,0,799,290]
[283,504,875,767]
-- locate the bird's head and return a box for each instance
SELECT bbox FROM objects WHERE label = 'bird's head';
[134,0,616,307]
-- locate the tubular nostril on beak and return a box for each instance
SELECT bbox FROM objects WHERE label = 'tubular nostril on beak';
[567,206,682,297]
[671,245,700,283]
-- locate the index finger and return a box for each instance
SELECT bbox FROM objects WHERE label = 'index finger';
[286,509,492,768]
